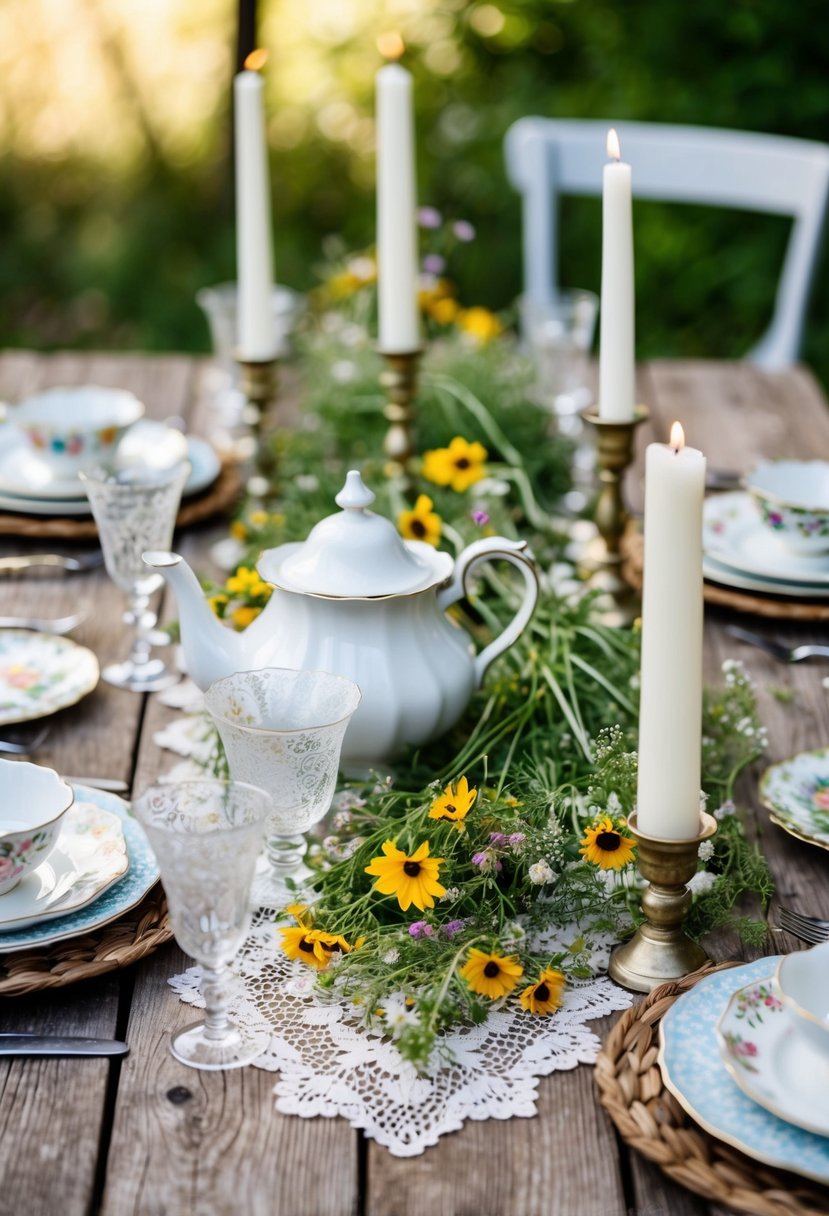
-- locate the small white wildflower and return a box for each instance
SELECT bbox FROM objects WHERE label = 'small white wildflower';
[715,799,736,820]
[529,859,554,885]
[322,835,340,853]
[340,836,364,859]
[688,870,718,895]
[699,790,709,812]
[331,359,358,384]
[440,886,460,902]
[295,473,320,492]
[474,477,510,497]
[735,716,753,736]
[698,840,715,861]
[381,947,400,965]
[606,791,622,815]
[628,673,640,690]
[560,732,573,751]
[502,921,526,943]
[332,789,367,812]
[332,810,353,830]
[721,658,741,674]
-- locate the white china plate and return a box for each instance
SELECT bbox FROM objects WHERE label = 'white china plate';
[716,973,829,1138]
[658,957,829,1184]
[760,748,829,852]
[0,422,219,510]
[0,630,99,726]
[0,785,158,953]
[703,553,829,599]
[0,802,128,931]
[704,492,829,585]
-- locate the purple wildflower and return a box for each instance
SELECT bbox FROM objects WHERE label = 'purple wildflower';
[443,919,465,938]
[409,921,434,939]
[471,852,488,867]
[422,253,446,275]
[418,206,442,229]
[453,220,476,242]
[472,850,502,873]
[489,832,508,847]
[508,833,526,847]
[471,508,490,527]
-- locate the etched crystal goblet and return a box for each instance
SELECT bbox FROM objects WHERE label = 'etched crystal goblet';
[133,779,272,1070]
[80,462,189,692]
[204,667,361,905]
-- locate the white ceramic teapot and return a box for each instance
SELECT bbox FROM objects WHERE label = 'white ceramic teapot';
[144,471,538,769]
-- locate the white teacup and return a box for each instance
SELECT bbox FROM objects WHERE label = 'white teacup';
[746,459,829,556]
[0,759,74,895]
[776,941,829,1061]
[13,386,145,479]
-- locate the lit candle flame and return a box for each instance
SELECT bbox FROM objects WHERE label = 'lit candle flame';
[607,128,621,162]
[377,30,405,60]
[244,48,268,72]
[670,421,685,452]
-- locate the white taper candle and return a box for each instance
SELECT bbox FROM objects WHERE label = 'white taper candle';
[636,422,706,839]
[598,129,635,422]
[235,52,277,361]
[376,59,420,353]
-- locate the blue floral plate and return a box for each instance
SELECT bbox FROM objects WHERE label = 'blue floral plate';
[760,749,829,853]
[0,785,158,954]
[658,958,829,1184]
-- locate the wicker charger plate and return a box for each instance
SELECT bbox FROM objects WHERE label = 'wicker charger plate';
[595,962,829,1216]
[0,884,172,997]
[621,527,829,623]
[0,460,242,540]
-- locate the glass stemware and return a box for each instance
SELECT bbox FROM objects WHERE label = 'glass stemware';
[133,779,272,1070]
[204,667,361,905]
[80,462,189,692]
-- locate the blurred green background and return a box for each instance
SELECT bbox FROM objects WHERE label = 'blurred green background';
[0,0,827,378]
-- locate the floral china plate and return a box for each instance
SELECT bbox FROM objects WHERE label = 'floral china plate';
[703,492,829,585]
[760,749,829,853]
[716,974,829,1137]
[0,802,128,932]
[0,630,99,726]
[0,784,159,953]
[658,957,829,1184]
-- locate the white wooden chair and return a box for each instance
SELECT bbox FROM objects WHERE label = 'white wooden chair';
[504,118,829,369]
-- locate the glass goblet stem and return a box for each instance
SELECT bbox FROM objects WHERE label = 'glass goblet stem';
[200,963,233,1041]
[126,589,154,669]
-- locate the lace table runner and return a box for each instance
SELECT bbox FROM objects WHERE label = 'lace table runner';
[157,682,633,1157]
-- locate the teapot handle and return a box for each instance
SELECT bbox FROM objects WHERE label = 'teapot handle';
[437,537,539,688]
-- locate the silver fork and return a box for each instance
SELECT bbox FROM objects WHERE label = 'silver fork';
[0,609,87,634]
[0,724,50,754]
[725,624,829,663]
[776,905,829,943]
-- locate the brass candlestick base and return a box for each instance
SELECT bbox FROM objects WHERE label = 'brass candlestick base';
[580,405,649,627]
[237,356,279,500]
[608,810,718,994]
[379,350,422,479]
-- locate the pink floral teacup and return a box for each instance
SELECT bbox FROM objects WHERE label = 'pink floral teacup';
[776,941,829,1061]
[0,759,74,895]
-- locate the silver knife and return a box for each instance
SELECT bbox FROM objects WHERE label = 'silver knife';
[64,777,129,793]
[0,1034,129,1057]
[0,553,103,574]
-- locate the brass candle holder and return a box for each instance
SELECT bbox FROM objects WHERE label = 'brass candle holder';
[379,349,422,479]
[608,810,718,993]
[580,405,649,627]
[237,355,279,500]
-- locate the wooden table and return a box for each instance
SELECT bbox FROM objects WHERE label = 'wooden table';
[0,350,827,1216]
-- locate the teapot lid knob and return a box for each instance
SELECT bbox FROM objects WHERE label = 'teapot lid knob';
[335,469,376,512]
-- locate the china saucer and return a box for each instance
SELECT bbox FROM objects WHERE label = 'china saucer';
[0,630,99,726]
[704,492,829,585]
[760,748,829,852]
[0,421,219,503]
[717,973,829,1137]
[0,802,128,932]
[0,428,220,513]
[658,957,829,1183]
[703,553,829,600]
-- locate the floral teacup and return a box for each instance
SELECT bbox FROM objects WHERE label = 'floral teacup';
[0,759,74,894]
[776,941,829,1061]
[12,386,145,480]
[746,459,829,556]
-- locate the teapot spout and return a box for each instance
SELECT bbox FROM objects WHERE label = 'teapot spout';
[143,550,243,691]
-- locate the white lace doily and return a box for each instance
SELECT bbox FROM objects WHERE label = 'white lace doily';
[168,912,630,1156]
[157,682,632,1157]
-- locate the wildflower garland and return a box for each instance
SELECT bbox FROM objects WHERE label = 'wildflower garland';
[193,237,773,1070]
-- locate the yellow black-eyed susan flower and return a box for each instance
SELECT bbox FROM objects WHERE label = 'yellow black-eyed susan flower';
[421,436,488,493]
[428,775,477,823]
[459,947,523,999]
[579,815,636,871]
[519,968,566,1015]
[364,840,445,912]
[398,495,442,547]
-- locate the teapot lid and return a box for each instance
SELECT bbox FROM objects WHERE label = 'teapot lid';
[257,470,452,598]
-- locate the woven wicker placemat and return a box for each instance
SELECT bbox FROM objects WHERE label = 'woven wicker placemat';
[595,962,829,1216]
[622,527,829,622]
[0,884,172,997]
[0,461,242,540]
